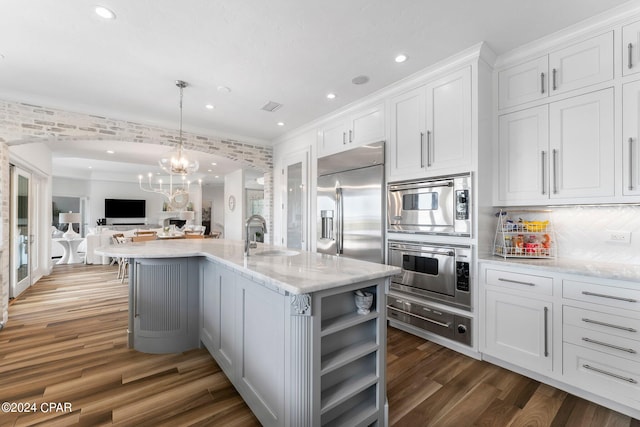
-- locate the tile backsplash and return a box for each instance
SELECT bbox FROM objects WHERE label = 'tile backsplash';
[520,205,640,264]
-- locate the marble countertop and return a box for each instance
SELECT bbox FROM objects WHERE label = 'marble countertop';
[96,239,400,295]
[479,255,640,283]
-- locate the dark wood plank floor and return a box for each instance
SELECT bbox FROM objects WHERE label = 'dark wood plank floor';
[0,264,637,426]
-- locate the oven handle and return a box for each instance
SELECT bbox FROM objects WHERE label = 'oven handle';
[388,181,454,192]
[387,306,451,328]
[389,246,455,257]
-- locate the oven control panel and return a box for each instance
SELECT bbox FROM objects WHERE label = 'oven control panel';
[456,261,470,292]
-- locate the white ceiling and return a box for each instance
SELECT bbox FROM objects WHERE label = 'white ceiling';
[0,0,634,183]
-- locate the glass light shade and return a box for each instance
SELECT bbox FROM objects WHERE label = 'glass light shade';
[158,148,199,175]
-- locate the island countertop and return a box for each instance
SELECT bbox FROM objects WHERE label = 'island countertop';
[96,239,400,295]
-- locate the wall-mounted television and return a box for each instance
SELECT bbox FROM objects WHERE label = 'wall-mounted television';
[105,198,146,218]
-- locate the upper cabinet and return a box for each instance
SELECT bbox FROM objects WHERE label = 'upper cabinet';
[623,20,640,76]
[389,66,472,180]
[317,103,384,157]
[623,80,640,196]
[497,89,614,204]
[498,32,614,110]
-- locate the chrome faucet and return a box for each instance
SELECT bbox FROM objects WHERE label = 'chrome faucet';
[245,214,267,256]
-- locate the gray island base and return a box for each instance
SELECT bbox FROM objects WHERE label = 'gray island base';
[96,239,400,427]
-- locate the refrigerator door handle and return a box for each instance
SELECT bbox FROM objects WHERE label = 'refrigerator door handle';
[336,187,344,255]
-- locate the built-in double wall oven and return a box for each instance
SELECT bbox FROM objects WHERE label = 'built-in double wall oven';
[386,173,473,346]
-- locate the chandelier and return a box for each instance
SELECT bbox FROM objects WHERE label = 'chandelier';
[158,80,199,175]
[138,173,200,211]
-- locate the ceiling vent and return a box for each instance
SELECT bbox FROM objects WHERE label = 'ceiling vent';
[261,101,283,112]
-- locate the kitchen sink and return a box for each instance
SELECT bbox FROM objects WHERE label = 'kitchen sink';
[253,249,299,257]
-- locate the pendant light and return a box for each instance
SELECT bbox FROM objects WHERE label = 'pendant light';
[158,80,199,175]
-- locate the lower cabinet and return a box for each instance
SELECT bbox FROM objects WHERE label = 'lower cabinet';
[480,262,640,420]
[484,289,553,374]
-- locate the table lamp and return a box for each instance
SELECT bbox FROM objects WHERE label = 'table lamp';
[59,211,81,240]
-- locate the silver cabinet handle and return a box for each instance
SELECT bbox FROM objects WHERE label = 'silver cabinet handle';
[583,364,637,384]
[544,306,549,357]
[498,278,535,287]
[335,187,343,255]
[631,137,635,190]
[582,318,637,332]
[420,132,425,168]
[541,150,547,195]
[582,337,637,354]
[342,132,346,145]
[426,130,432,167]
[552,149,558,194]
[629,43,634,70]
[349,129,353,143]
[541,72,545,94]
[582,291,637,303]
[552,68,557,91]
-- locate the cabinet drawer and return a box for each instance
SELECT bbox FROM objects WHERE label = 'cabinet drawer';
[563,280,640,312]
[563,343,640,403]
[564,324,640,363]
[485,268,553,296]
[563,305,640,341]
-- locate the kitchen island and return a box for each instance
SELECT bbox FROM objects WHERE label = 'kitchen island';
[96,239,400,427]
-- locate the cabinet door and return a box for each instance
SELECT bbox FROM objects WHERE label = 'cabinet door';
[350,103,385,146]
[485,289,553,374]
[317,119,347,157]
[498,56,548,109]
[425,67,472,173]
[549,89,614,199]
[549,32,614,95]
[235,275,285,426]
[498,105,549,202]
[217,267,237,375]
[623,80,640,195]
[200,259,217,351]
[388,86,426,178]
[623,21,640,76]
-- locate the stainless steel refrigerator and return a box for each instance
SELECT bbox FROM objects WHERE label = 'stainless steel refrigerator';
[317,141,385,264]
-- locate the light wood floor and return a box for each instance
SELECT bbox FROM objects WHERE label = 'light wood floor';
[0,264,637,426]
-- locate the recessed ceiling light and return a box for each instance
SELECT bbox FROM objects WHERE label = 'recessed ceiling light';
[205,104,214,110]
[95,6,116,20]
[214,175,219,178]
[207,169,212,172]
[277,122,285,126]
[326,93,336,100]
[106,150,114,154]
[88,166,93,169]
[211,162,217,166]
[217,86,231,93]
[395,54,408,63]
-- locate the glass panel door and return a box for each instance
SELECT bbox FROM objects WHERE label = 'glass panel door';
[10,166,31,298]
[283,150,308,250]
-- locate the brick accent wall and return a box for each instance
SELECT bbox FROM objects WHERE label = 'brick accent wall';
[0,99,274,324]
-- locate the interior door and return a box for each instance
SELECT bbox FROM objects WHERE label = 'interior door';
[10,165,32,298]
[282,150,308,250]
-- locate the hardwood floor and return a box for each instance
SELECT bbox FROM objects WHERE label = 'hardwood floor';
[0,264,637,426]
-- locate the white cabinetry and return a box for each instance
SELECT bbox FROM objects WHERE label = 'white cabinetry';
[482,266,554,374]
[623,20,640,76]
[622,79,640,195]
[562,278,640,412]
[497,88,614,204]
[498,32,614,109]
[389,67,471,179]
[317,103,384,157]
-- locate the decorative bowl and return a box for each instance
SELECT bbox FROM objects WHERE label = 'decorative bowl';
[354,291,374,315]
